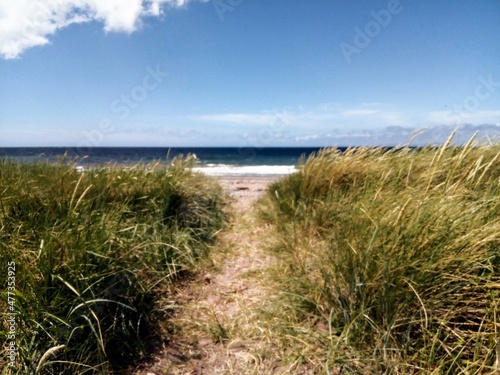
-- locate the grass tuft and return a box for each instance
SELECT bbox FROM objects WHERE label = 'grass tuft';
[260,137,500,373]
[0,155,227,374]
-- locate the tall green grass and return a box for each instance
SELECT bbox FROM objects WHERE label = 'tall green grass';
[0,155,227,374]
[261,135,500,373]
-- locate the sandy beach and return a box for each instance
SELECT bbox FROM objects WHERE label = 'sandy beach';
[216,175,284,209]
[135,173,289,374]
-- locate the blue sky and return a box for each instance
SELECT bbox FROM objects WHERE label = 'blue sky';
[1,0,499,147]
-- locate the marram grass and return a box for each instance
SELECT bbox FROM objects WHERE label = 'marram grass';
[260,134,500,374]
[0,155,227,374]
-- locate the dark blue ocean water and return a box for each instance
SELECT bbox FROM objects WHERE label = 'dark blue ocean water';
[0,147,328,167]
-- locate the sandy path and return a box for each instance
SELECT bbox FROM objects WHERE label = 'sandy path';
[134,176,284,374]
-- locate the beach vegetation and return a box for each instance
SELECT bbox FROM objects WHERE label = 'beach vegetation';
[259,134,500,373]
[0,155,227,374]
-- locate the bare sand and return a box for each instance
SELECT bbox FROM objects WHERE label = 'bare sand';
[216,175,283,210]
[133,174,294,375]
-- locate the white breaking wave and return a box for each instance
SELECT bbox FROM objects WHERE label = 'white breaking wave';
[192,165,298,176]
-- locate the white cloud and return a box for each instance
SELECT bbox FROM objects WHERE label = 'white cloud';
[191,104,500,139]
[192,112,290,126]
[359,102,388,107]
[295,134,319,142]
[340,109,379,117]
[192,105,402,130]
[290,124,500,147]
[427,110,500,126]
[0,0,206,59]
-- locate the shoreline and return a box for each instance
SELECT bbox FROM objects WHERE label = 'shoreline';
[192,165,298,176]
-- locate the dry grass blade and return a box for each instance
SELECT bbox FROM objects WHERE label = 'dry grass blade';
[36,345,66,374]
[0,156,227,374]
[260,135,500,372]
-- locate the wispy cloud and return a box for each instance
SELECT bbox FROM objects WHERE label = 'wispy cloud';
[192,103,500,131]
[428,110,500,126]
[340,109,379,117]
[294,134,320,142]
[191,113,283,126]
[191,104,403,129]
[0,0,207,59]
[291,124,500,147]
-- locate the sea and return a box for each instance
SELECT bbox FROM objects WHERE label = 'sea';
[0,147,330,176]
